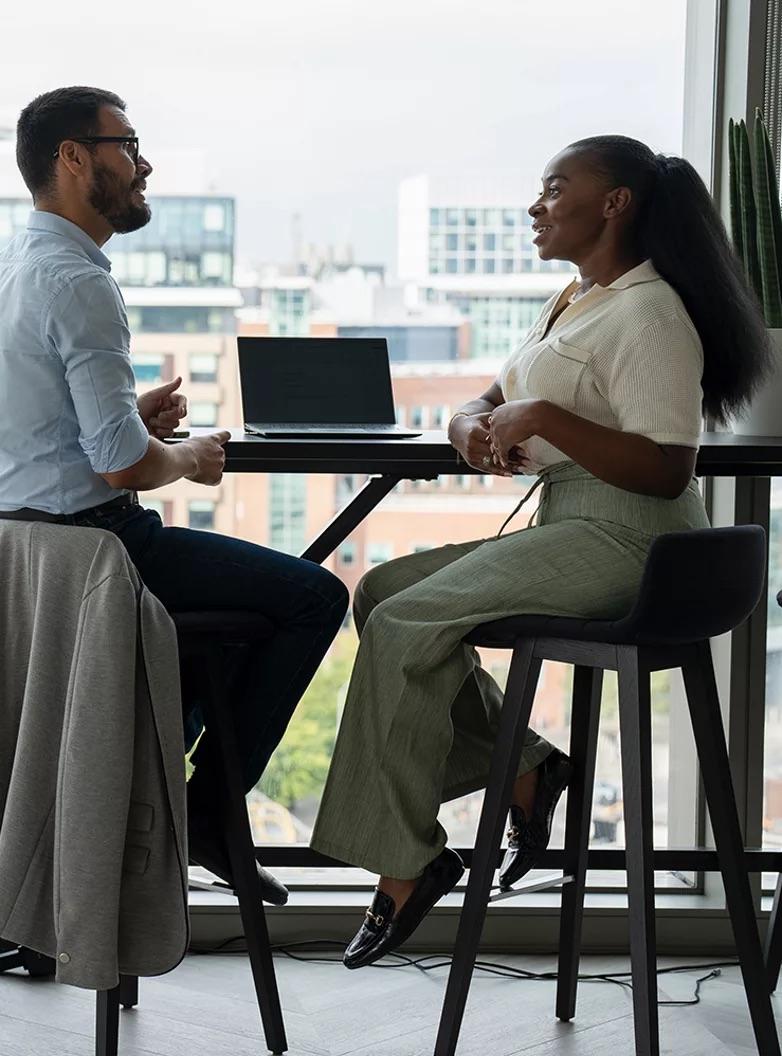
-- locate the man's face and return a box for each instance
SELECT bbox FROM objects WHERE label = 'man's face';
[87,106,153,234]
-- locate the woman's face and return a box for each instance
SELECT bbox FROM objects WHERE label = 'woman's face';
[528,149,618,265]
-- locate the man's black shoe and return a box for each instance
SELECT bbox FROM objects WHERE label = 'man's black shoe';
[499,748,573,891]
[344,847,464,969]
[188,816,289,906]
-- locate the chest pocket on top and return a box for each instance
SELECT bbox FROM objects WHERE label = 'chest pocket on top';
[523,335,592,410]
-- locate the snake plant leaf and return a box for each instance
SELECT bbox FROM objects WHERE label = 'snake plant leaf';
[738,119,763,304]
[729,119,745,264]
[753,108,782,326]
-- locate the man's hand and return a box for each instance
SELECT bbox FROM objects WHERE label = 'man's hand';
[184,431,231,486]
[137,376,188,439]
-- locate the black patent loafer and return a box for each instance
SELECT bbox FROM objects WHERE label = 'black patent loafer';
[188,818,289,906]
[499,748,573,891]
[344,847,465,969]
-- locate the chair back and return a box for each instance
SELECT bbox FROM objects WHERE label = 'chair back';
[621,525,766,644]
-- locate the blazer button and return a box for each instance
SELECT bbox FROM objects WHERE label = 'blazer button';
[58,952,71,964]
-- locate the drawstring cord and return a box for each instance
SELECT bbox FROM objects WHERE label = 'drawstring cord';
[495,474,546,538]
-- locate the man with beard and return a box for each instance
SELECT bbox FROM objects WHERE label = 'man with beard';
[0,87,349,904]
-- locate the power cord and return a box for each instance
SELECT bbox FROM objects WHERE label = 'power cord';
[188,936,736,1007]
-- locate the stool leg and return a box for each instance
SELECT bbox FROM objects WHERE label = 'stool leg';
[765,873,782,993]
[682,641,781,1056]
[556,664,603,1022]
[617,646,658,1056]
[205,649,288,1056]
[119,974,138,1008]
[434,639,542,1056]
[95,985,120,1056]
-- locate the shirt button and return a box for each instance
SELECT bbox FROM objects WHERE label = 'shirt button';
[58,952,70,964]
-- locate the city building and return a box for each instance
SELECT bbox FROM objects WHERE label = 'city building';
[397,173,575,358]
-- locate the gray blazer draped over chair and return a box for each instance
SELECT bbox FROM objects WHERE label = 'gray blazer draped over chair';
[0,522,189,990]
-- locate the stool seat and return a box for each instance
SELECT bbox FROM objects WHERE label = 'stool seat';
[171,610,274,642]
[466,526,765,648]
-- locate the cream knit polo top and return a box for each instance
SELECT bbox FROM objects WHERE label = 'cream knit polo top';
[498,259,704,474]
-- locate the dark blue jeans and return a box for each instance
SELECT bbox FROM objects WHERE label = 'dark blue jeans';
[72,503,349,808]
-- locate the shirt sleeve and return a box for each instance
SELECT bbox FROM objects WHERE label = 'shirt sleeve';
[607,316,704,448]
[44,271,150,474]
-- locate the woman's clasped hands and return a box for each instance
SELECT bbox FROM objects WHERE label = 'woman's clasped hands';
[487,398,547,471]
[449,402,543,476]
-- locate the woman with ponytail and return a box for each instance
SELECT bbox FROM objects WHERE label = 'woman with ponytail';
[310,135,772,969]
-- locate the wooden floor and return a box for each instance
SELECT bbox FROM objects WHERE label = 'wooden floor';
[0,950,778,1055]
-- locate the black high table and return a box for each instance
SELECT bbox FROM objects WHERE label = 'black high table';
[210,429,782,875]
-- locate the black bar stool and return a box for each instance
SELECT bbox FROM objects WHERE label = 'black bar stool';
[0,941,56,976]
[433,525,780,1056]
[96,610,288,1056]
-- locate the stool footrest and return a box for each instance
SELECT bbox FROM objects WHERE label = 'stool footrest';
[487,872,573,903]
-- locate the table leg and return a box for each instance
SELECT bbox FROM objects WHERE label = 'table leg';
[299,474,404,563]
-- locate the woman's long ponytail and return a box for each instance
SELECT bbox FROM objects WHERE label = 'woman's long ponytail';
[569,135,773,426]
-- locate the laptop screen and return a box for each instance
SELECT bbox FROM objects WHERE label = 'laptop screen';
[238,337,397,424]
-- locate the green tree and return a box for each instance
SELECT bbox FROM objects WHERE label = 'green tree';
[258,630,357,811]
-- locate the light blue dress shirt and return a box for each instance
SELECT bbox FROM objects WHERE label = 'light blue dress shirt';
[0,211,149,514]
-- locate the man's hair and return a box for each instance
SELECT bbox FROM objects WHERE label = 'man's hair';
[16,86,126,197]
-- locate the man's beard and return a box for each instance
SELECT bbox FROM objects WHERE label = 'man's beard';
[88,162,151,234]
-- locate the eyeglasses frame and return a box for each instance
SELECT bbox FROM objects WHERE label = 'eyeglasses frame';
[51,136,140,166]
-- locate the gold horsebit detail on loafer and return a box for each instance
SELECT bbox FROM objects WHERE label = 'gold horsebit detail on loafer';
[365,909,386,927]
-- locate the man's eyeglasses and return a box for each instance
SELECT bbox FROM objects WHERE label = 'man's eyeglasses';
[52,136,140,166]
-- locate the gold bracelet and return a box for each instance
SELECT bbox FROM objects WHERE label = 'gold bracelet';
[447,411,471,438]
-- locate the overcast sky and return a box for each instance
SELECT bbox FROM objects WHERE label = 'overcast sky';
[0,0,687,271]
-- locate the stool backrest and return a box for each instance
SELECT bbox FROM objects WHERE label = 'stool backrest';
[622,525,766,644]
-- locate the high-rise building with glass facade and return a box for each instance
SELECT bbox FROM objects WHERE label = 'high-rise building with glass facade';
[109,196,234,288]
[397,174,575,358]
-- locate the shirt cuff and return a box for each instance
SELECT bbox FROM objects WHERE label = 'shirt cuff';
[80,411,150,474]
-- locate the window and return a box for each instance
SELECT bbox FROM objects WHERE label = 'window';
[338,541,357,566]
[126,306,235,333]
[188,500,215,531]
[201,251,230,281]
[269,474,306,555]
[30,0,718,908]
[410,406,427,429]
[132,353,164,383]
[366,542,393,565]
[141,498,173,526]
[337,474,359,500]
[189,353,218,383]
[203,203,226,231]
[189,402,218,426]
[431,405,449,429]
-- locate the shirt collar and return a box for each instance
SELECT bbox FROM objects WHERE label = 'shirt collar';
[603,259,660,290]
[26,211,112,272]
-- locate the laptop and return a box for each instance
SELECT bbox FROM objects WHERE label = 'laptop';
[238,336,421,439]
